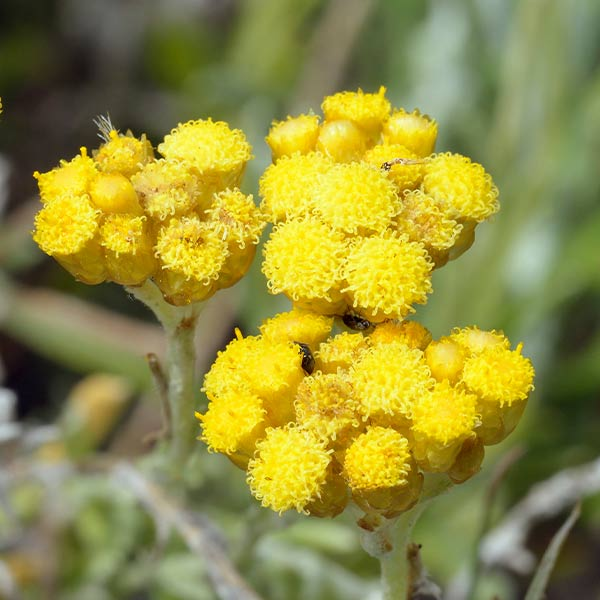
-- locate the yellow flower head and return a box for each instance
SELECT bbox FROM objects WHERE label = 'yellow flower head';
[294,372,360,443]
[423,153,499,223]
[343,427,412,492]
[412,381,479,445]
[266,114,320,160]
[316,120,369,163]
[425,338,467,384]
[89,172,143,215]
[205,188,265,249]
[259,152,333,222]
[342,234,433,321]
[395,189,463,252]
[203,332,304,426]
[247,426,331,514]
[99,214,156,285]
[259,308,334,348]
[197,392,266,459]
[33,194,100,257]
[383,109,438,157]
[363,143,424,192]
[155,216,227,284]
[349,342,433,421]
[461,343,535,408]
[34,149,98,203]
[312,162,398,235]
[449,326,509,354]
[322,86,391,136]
[94,129,154,178]
[315,332,370,374]
[158,119,252,190]
[262,218,347,313]
[368,320,432,350]
[131,158,201,220]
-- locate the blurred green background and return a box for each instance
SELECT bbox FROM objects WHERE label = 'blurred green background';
[0,0,599,599]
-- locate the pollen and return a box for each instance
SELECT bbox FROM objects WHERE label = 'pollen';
[461,343,535,407]
[368,320,432,350]
[259,152,333,222]
[155,216,228,284]
[158,119,252,189]
[259,308,334,348]
[382,109,438,157]
[294,372,360,443]
[262,218,347,312]
[266,113,320,160]
[423,153,499,223]
[33,194,100,256]
[132,159,201,220]
[363,143,424,191]
[247,426,331,514]
[343,427,412,492]
[342,234,433,321]
[312,162,398,235]
[349,342,433,421]
[34,149,98,203]
[322,86,391,136]
[94,129,154,177]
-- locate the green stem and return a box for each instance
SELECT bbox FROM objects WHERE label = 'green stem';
[127,280,203,469]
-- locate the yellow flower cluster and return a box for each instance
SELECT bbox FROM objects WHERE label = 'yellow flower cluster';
[32,120,264,305]
[260,87,499,320]
[198,309,534,517]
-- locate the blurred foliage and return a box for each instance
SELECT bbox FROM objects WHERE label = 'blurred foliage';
[1,0,600,599]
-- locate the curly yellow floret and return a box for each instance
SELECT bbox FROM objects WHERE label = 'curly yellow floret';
[423,153,499,223]
[383,109,438,157]
[205,188,265,249]
[315,332,370,374]
[259,308,334,347]
[294,372,360,442]
[247,426,331,514]
[266,114,320,160]
[312,162,398,235]
[344,427,411,491]
[462,343,534,407]
[158,119,252,190]
[262,219,347,311]
[155,216,227,284]
[322,87,391,136]
[259,152,333,222]
[342,234,433,321]
[197,392,266,456]
[94,130,154,177]
[34,149,98,203]
[349,342,433,420]
[132,159,201,220]
[363,143,425,191]
[395,189,463,251]
[411,381,479,446]
[33,194,100,256]
[368,320,432,350]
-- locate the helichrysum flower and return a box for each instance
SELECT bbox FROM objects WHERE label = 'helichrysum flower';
[33,119,264,304]
[368,320,432,350]
[259,308,334,347]
[315,331,370,374]
[247,426,332,514]
[266,114,320,160]
[382,108,438,157]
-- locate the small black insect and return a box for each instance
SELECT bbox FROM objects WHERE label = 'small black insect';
[294,341,315,375]
[342,312,373,331]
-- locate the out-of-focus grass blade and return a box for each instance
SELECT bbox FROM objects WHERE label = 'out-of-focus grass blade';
[523,502,581,600]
